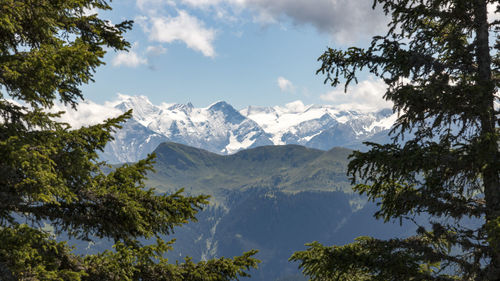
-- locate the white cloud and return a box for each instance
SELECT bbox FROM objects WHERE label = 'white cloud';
[51,94,158,129]
[252,0,387,42]
[283,100,306,112]
[214,6,240,22]
[146,10,217,57]
[135,15,150,32]
[320,78,392,112]
[134,0,387,51]
[137,0,176,11]
[488,3,500,24]
[51,101,124,129]
[179,0,387,43]
[112,47,148,68]
[146,45,167,56]
[182,0,226,6]
[277,76,294,93]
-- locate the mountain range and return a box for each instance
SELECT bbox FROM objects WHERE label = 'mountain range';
[81,143,416,281]
[100,95,396,163]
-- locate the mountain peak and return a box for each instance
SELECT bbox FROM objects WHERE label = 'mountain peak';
[114,94,159,120]
[167,102,194,112]
[116,94,153,106]
[208,100,230,110]
[207,101,246,124]
[99,96,396,163]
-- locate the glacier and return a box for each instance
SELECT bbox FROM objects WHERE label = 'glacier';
[98,95,397,163]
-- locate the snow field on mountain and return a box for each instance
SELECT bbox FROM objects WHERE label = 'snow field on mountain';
[55,94,398,162]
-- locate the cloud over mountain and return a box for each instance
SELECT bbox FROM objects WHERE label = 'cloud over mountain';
[320,77,392,112]
[51,100,123,129]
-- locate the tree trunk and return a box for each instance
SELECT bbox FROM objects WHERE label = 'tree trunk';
[474,0,500,280]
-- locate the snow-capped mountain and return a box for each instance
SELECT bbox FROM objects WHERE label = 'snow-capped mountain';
[101,95,397,163]
[240,102,396,149]
[100,118,168,163]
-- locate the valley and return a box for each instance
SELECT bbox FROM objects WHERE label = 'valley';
[86,142,415,281]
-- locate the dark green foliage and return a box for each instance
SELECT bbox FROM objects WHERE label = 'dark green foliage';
[84,239,258,281]
[0,1,258,280]
[291,0,499,280]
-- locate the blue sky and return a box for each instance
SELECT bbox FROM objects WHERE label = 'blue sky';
[81,0,392,110]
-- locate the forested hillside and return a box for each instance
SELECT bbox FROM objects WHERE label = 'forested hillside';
[91,143,415,281]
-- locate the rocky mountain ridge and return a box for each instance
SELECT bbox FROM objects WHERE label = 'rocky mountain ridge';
[102,95,396,163]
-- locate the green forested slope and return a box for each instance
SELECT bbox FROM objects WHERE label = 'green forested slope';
[146,142,352,198]
[89,142,415,281]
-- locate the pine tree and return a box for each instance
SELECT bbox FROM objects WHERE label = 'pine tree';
[291,0,499,280]
[0,1,258,280]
